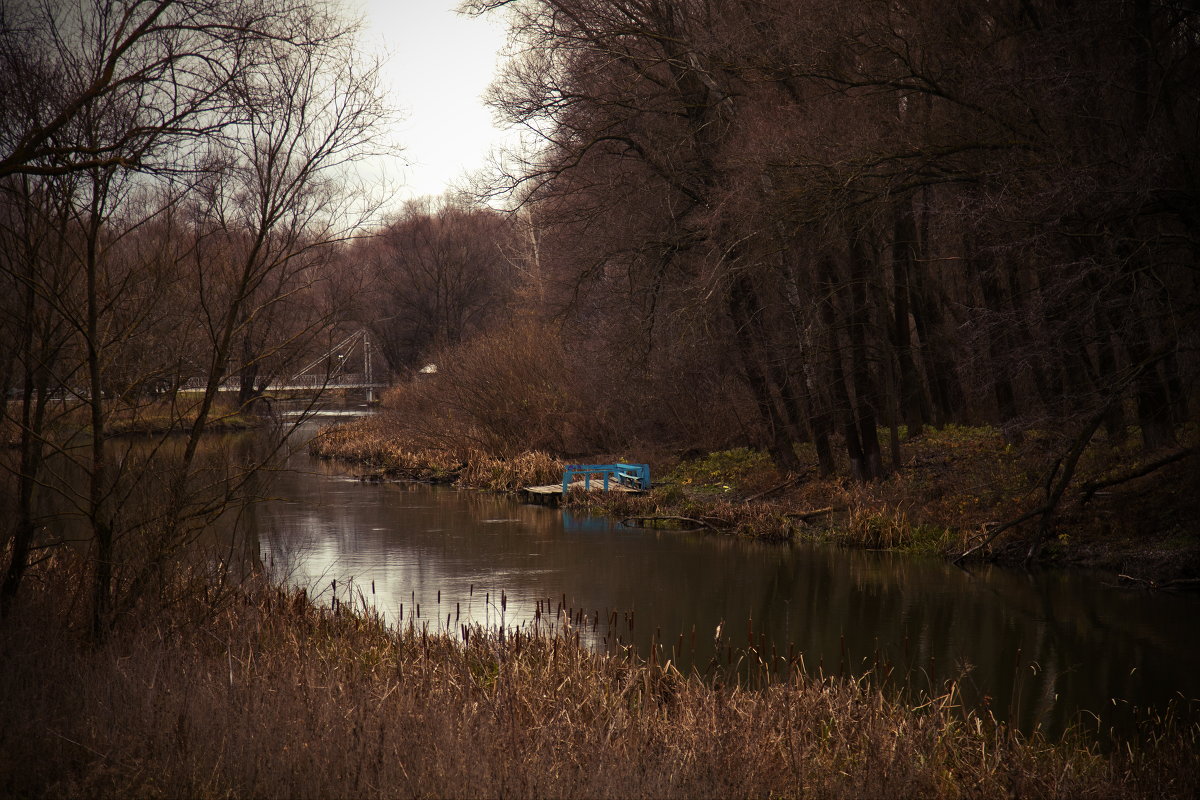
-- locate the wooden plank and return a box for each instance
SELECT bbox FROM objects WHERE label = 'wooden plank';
[525,481,639,493]
[521,480,644,503]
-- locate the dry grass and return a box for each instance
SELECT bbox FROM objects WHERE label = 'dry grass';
[308,414,463,480]
[458,449,564,492]
[2,397,260,455]
[103,399,262,436]
[2,554,1196,800]
[308,417,563,490]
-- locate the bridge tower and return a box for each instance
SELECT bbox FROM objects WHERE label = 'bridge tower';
[363,330,374,403]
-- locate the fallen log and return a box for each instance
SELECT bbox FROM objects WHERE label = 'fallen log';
[1081,447,1196,504]
[782,506,834,522]
[953,506,1046,564]
[958,405,1108,564]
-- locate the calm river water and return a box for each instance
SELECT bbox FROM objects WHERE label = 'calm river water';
[253,416,1200,738]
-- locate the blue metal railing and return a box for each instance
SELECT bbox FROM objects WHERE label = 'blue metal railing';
[561,463,650,495]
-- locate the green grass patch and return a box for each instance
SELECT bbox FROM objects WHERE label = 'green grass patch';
[664,447,778,494]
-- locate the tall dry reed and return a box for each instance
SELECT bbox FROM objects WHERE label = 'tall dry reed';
[1,552,1195,799]
[458,449,564,491]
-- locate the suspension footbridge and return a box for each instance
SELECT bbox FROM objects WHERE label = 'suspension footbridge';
[180,330,385,400]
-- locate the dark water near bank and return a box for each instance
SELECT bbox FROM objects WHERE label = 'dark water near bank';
[256,418,1200,738]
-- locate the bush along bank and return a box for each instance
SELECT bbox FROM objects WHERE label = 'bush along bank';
[308,415,1200,581]
[2,552,1198,800]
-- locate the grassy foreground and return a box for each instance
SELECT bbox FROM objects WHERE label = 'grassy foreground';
[1,554,1196,799]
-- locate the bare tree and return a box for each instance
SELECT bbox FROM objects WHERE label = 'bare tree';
[0,0,389,632]
[0,0,292,179]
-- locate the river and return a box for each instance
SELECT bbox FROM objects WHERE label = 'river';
[251,415,1199,739]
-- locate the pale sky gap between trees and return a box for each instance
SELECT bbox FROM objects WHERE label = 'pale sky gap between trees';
[357,0,512,206]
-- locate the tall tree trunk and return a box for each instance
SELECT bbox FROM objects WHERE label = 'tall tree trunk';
[848,235,885,480]
[1094,322,1127,442]
[1006,264,1055,412]
[1,274,47,615]
[778,255,836,475]
[908,239,963,426]
[819,257,867,481]
[728,274,802,473]
[238,323,261,407]
[890,198,925,437]
[85,182,112,640]
[976,253,1020,430]
[1161,348,1188,425]
[1133,357,1176,450]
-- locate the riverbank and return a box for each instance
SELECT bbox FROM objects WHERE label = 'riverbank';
[1,552,1195,799]
[2,399,264,446]
[308,414,1200,582]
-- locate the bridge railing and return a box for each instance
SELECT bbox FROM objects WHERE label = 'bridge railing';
[561,463,650,495]
[179,373,380,392]
[273,373,367,389]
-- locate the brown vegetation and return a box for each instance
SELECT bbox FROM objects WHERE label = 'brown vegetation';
[2,552,1196,799]
[311,416,1200,579]
[308,413,465,481]
[357,198,522,373]
[585,426,1200,576]
[4,2,1199,791]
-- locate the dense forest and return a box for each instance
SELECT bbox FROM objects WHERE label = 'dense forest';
[396,0,1196,480]
[337,0,1200,512]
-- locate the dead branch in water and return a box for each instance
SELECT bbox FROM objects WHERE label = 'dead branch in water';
[1117,574,1200,591]
[620,516,725,531]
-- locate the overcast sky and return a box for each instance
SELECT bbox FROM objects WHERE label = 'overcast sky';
[354,0,514,209]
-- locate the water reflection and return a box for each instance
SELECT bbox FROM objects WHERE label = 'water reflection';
[257,431,1200,738]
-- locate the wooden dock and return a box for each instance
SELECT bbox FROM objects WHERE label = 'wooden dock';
[521,480,643,506]
[522,463,651,506]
